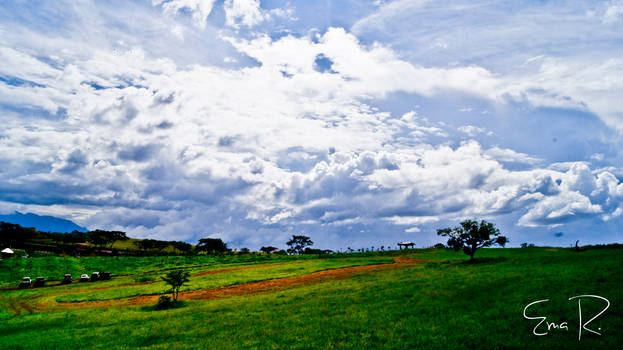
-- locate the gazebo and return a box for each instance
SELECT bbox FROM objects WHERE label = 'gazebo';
[397,241,415,250]
[1,248,15,258]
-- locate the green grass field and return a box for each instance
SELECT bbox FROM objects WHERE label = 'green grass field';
[1,248,621,349]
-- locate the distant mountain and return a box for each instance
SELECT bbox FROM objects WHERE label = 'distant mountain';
[0,212,87,233]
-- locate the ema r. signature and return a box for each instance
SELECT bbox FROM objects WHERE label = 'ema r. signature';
[523,295,610,341]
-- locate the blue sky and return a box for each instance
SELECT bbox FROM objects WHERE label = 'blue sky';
[1,0,623,250]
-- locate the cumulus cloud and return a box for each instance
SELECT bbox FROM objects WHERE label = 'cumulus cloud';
[153,0,218,29]
[224,0,266,28]
[603,1,623,23]
[153,0,273,29]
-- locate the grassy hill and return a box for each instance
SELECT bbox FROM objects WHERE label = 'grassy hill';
[0,247,621,349]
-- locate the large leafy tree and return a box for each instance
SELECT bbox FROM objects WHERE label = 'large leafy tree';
[87,230,128,248]
[286,235,313,255]
[161,270,190,301]
[195,238,229,253]
[260,246,278,253]
[437,220,507,261]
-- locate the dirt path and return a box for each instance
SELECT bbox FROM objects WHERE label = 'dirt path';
[49,257,423,311]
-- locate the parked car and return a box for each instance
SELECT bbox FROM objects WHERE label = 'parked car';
[90,272,100,282]
[100,272,111,280]
[79,274,90,282]
[34,276,45,287]
[19,277,31,288]
[61,274,72,284]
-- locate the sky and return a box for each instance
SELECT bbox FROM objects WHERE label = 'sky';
[1,0,623,250]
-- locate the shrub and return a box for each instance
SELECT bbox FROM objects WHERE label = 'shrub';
[154,296,173,310]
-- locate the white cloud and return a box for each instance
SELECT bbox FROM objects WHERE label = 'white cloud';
[351,0,431,35]
[458,125,484,137]
[351,1,623,132]
[507,56,623,130]
[153,0,275,29]
[224,0,266,28]
[518,191,603,227]
[484,147,541,165]
[228,28,502,101]
[153,0,218,29]
[171,25,185,40]
[604,1,623,23]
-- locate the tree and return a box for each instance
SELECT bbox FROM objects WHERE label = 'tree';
[240,247,250,254]
[87,229,128,248]
[162,270,190,301]
[286,235,313,255]
[171,241,192,254]
[260,246,278,254]
[195,238,229,253]
[137,239,170,251]
[0,221,38,247]
[437,219,507,261]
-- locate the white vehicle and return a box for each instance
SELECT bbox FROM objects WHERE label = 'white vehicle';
[79,274,90,282]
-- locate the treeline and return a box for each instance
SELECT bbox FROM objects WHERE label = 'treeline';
[0,221,193,256]
[0,221,270,257]
[0,222,128,246]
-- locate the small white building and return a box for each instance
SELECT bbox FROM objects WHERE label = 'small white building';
[1,248,15,258]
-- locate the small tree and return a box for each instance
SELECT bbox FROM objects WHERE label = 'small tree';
[286,235,313,255]
[437,219,507,261]
[162,270,190,301]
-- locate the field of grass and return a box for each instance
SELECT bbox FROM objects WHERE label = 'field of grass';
[1,248,621,349]
[0,254,316,288]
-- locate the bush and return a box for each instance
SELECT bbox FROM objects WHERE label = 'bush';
[134,275,156,283]
[154,296,174,310]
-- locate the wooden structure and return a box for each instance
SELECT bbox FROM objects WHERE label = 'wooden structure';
[398,241,415,250]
